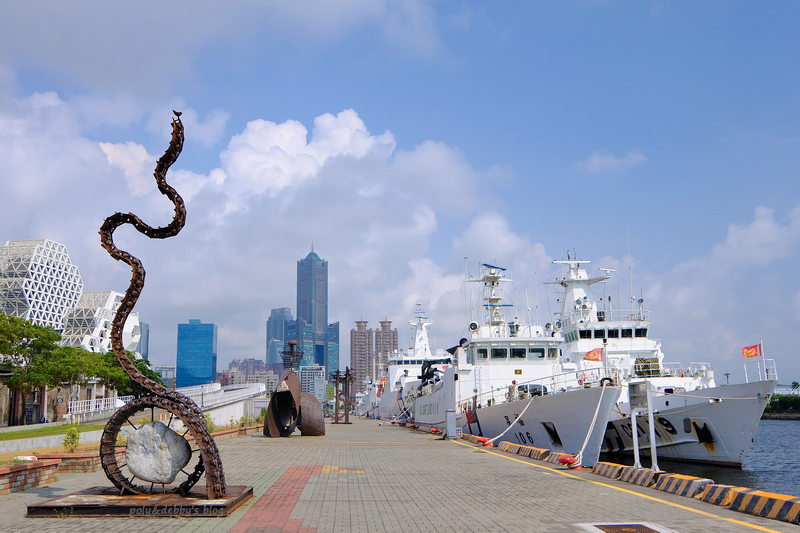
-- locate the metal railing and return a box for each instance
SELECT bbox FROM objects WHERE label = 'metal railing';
[183,383,266,409]
[68,395,133,414]
[66,382,266,414]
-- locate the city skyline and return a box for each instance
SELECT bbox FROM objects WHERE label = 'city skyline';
[1,4,799,381]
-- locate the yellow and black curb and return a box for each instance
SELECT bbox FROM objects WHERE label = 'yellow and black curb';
[653,473,714,498]
[455,431,800,526]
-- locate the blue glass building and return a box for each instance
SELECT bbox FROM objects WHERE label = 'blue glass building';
[266,307,293,368]
[287,250,339,374]
[176,319,217,387]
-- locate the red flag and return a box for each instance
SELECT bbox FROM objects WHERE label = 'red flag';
[742,344,761,358]
[584,348,602,362]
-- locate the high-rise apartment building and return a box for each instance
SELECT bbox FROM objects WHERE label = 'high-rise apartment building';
[374,320,398,383]
[298,363,327,403]
[350,320,373,393]
[176,319,217,387]
[0,239,83,331]
[288,249,339,373]
[350,319,398,394]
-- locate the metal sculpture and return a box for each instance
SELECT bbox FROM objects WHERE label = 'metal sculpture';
[98,111,226,499]
[263,341,325,437]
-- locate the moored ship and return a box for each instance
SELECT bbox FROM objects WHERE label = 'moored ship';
[410,258,776,468]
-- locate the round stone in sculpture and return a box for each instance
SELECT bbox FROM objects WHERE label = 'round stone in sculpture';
[125,421,192,484]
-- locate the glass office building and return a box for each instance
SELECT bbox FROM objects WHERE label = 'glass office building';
[176,319,217,387]
[289,250,339,373]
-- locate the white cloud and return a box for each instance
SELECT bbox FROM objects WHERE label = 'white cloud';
[710,206,800,267]
[100,142,155,197]
[0,1,443,97]
[575,150,646,174]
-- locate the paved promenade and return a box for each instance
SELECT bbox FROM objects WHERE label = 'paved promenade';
[0,417,795,532]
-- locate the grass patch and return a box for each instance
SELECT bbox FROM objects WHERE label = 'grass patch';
[0,459,33,466]
[0,424,105,442]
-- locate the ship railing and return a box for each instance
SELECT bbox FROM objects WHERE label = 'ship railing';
[461,367,619,410]
[744,358,778,383]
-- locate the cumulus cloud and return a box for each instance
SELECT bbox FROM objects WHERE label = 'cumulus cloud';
[639,205,800,377]
[575,150,646,174]
[100,142,155,197]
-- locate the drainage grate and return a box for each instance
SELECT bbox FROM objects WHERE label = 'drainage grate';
[594,526,660,533]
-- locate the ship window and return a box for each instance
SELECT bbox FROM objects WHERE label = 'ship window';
[510,348,526,359]
[477,348,488,359]
[579,330,591,339]
[635,328,648,337]
[528,348,545,359]
[621,328,633,338]
[548,348,558,359]
[491,348,508,359]
[607,329,619,338]
[594,330,605,339]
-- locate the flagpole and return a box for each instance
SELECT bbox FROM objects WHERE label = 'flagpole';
[760,338,767,381]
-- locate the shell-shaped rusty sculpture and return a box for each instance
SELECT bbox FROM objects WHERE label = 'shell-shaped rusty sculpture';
[98,111,226,499]
[263,341,325,437]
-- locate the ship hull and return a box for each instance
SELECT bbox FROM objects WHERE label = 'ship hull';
[602,380,776,466]
[473,385,622,467]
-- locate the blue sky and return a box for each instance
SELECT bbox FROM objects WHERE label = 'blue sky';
[1,2,799,382]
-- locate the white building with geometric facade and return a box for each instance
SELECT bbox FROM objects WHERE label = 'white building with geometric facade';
[0,239,83,331]
[61,291,142,356]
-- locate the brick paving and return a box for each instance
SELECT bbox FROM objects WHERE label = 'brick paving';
[0,417,795,532]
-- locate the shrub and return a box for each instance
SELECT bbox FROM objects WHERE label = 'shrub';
[257,408,266,424]
[765,393,800,413]
[204,413,215,433]
[63,426,80,453]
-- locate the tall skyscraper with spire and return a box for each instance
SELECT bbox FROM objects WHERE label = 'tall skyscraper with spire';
[287,248,339,374]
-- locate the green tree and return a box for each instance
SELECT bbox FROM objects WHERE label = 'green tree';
[36,345,99,389]
[0,315,61,425]
[792,381,799,391]
[94,351,165,396]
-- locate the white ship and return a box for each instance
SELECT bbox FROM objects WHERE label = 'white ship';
[552,259,777,466]
[410,259,777,468]
[376,305,441,421]
[356,382,379,418]
[411,263,622,467]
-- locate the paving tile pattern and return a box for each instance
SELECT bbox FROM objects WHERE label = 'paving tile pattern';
[0,418,795,532]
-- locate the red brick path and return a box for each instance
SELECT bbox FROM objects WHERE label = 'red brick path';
[229,465,322,533]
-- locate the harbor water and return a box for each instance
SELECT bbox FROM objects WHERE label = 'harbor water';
[602,419,800,497]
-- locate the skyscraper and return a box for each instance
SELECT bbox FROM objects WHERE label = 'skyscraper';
[350,319,398,393]
[374,320,398,382]
[266,307,292,369]
[288,249,339,373]
[0,239,83,331]
[176,319,217,387]
[350,320,373,393]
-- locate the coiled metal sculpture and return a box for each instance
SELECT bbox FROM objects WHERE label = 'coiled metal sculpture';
[98,111,226,499]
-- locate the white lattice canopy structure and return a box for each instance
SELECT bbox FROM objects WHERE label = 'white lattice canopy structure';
[61,291,142,355]
[0,239,83,331]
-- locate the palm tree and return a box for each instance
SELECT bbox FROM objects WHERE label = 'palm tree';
[791,381,799,391]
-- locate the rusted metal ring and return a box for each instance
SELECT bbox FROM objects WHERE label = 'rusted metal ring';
[100,396,207,496]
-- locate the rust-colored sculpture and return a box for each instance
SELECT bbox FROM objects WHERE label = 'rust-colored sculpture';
[98,111,226,499]
[263,341,325,437]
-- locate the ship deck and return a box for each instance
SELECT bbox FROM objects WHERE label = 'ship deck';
[4,417,796,532]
